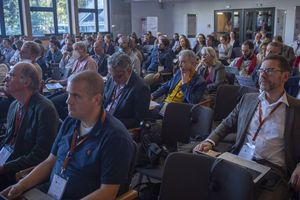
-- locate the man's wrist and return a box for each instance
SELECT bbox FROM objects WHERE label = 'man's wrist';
[205,139,215,147]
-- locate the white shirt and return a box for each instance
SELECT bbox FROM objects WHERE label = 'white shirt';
[244,91,288,168]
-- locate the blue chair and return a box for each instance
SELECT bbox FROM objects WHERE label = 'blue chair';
[284,76,300,97]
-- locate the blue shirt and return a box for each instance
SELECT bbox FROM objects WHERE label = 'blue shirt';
[50,112,134,199]
[143,46,174,73]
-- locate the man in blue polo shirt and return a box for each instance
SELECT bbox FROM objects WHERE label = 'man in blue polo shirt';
[1,71,134,200]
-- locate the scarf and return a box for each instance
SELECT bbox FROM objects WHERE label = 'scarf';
[236,54,257,75]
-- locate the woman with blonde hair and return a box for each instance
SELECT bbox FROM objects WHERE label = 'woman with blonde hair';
[197,47,227,94]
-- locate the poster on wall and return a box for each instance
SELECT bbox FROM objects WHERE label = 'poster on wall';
[187,14,196,38]
[141,16,158,36]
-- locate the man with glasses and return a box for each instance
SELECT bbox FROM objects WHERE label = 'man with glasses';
[194,54,300,200]
[0,62,59,191]
[104,52,150,129]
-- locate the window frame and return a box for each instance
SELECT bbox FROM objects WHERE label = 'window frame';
[78,0,110,33]
[0,0,24,37]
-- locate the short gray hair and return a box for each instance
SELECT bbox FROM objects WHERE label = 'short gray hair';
[178,49,197,64]
[17,62,41,92]
[68,70,104,97]
[73,41,87,53]
[107,52,132,70]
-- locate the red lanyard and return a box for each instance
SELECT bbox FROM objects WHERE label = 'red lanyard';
[61,111,106,174]
[108,86,124,113]
[252,101,283,142]
[10,96,31,145]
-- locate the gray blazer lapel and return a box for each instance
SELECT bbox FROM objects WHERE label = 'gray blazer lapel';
[284,98,294,172]
[234,97,260,153]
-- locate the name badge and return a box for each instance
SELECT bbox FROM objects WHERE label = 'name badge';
[238,142,255,161]
[158,65,164,73]
[0,145,13,165]
[48,174,68,200]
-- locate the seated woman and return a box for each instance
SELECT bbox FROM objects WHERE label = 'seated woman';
[193,33,206,58]
[174,35,191,55]
[217,35,232,66]
[197,47,227,95]
[256,41,269,64]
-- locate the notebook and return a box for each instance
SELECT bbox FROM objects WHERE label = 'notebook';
[21,188,54,200]
[45,83,64,90]
[235,75,257,87]
[225,66,240,75]
[218,152,270,183]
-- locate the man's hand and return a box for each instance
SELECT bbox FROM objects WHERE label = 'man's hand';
[153,73,160,81]
[193,141,213,153]
[290,165,300,190]
[47,79,59,84]
[1,183,26,199]
[181,71,191,84]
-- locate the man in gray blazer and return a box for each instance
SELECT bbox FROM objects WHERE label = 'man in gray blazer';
[0,62,59,191]
[194,54,300,200]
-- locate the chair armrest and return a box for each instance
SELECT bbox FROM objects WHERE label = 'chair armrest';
[116,190,138,200]
[198,98,212,108]
[15,166,35,181]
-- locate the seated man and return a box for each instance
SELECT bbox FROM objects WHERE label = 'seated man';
[151,50,206,117]
[49,41,98,120]
[104,52,150,129]
[143,36,174,87]
[252,41,283,84]
[45,39,63,64]
[0,62,59,190]
[92,40,109,77]
[229,40,257,76]
[194,55,300,200]
[1,71,134,200]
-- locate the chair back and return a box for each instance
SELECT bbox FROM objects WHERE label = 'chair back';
[284,76,300,97]
[117,141,138,196]
[190,104,214,141]
[159,153,254,200]
[161,103,193,149]
[214,85,258,121]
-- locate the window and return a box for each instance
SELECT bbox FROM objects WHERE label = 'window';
[0,0,22,36]
[30,0,70,36]
[78,0,109,33]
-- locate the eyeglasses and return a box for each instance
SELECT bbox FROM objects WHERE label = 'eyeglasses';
[257,68,282,76]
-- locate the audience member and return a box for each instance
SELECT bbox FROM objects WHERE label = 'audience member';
[118,36,141,76]
[194,54,300,200]
[104,52,150,129]
[92,40,109,77]
[229,40,257,76]
[151,50,206,117]
[218,35,232,65]
[1,39,15,64]
[143,36,174,87]
[0,62,59,190]
[1,71,134,200]
[273,35,295,66]
[9,40,23,66]
[291,33,300,56]
[193,33,206,58]
[103,34,115,55]
[197,47,226,94]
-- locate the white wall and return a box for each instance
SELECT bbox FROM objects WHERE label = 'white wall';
[131,0,300,44]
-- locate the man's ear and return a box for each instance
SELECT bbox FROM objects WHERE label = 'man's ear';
[94,94,103,106]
